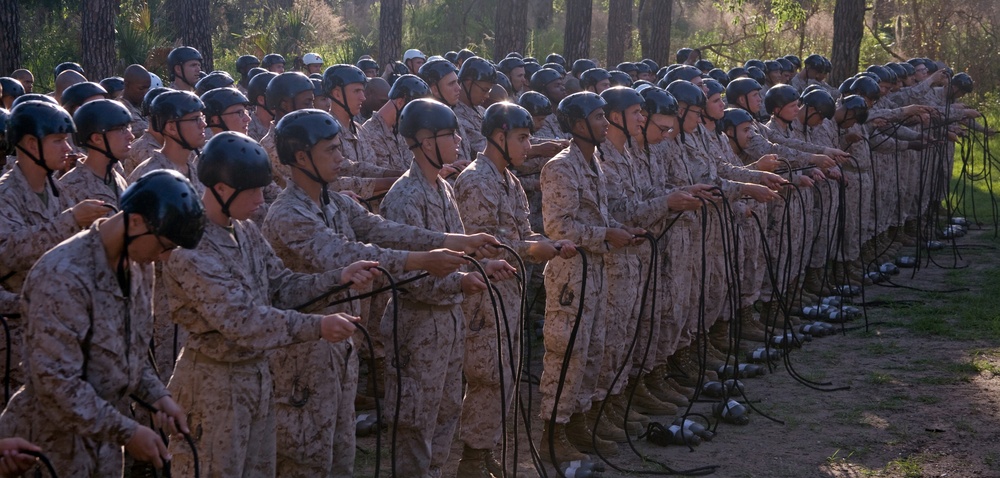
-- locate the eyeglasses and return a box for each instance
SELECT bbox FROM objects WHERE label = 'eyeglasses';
[428,131,460,140]
[221,108,250,118]
[173,114,206,125]
[648,121,675,134]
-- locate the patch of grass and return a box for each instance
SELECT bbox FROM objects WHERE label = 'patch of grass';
[872,394,910,411]
[867,341,904,356]
[915,394,942,404]
[915,374,963,385]
[866,371,893,385]
[885,455,924,478]
[971,354,1000,376]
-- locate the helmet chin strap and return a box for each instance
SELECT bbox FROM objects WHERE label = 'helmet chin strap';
[331,87,358,135]
[609,112,633,148]
[208,183,246,218]
[486,132,514,166]
[408,135,445,170]
[293,150,331,205]
[87,132,124,197]
[165,121,200,157]
[15,142,61,197]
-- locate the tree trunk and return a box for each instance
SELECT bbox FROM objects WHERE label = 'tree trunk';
[495,0,528,59]
[173,0,214,71]
[82,0,119,79]
[830,0,865,85]
[564,0,593,63]
[638,0,671,67]
[530,0,553,30]
[606,0,633,65]
[0,0,21,75]
[378,0,403,68]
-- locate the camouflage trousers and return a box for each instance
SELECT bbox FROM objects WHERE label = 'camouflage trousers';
[272,339,358,477]
[837,169,874,262]
[809,179,841,268]
[167,349,276,478]
[540,254,607,423]
[381,303,464,478]
[656,216,699,362]
[737,201,768,308]
[599,251,642,398]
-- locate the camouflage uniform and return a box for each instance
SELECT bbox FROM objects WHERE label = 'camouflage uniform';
[162,219,352,478]
[339,120,397,201]
[123,132,161,177]
[59,162,129,207]
[535,114,567,141]
[359,113,412,171]
[247,113,270,142]
[0,224,168,477]
[127,149,201,190]
[838,123,876,262]
[379,161,469,477]
[261,180,448,477]
[454,102,486,158]
[260,123,291,189]
[539,143,620,423]
[0,164,80,385]
[453,153,540,450]
[120,97,148,138]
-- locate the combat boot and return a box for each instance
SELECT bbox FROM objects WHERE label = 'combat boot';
[456,446,498,478]
[540,422,590,465]
[738,306,768,343]
[708,320,734,354]
[644,372,690,407]
[566,412,619,456]
[586,400,628,442]
[626,378,678,416]
[802,267,831,295]
[609,392,650,429]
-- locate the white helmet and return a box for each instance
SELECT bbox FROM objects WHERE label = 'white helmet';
[303,53,324,65]
[149,72,163,89]
[403,49,426,62]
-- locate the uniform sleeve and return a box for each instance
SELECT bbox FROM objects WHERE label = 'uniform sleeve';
[380,194,465,305]
[339,194,447,252]
[164,247,329,350]
[0,206,78,276]
[744,129,814,168]
[767,130,827,154]
[600,154,675,230]
[455,173,538,258]
[540,160,610,253]
[331,176,378,199]
[0,287,17,314]
[23,272,138,446]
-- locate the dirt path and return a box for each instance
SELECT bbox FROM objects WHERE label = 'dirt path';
[356,229,1000,478]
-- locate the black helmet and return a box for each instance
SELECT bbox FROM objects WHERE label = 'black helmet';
[838,78,854,96]
[236,55,261,75]
[482,101,534,137]
[12,94,57,109]
[497,57,525,76]
[899,62,916,77]
[803,54,825,71]
[261,53,286,69]
[571,59,598,77]
[523,62,543,79]
[530,68,562,92]
[72,99,132,148]
[850,75,880,102]
[389,74,432,102]
[356,58,379,72]
[60,82,108,112]
[664,65,702,84]
[0,77,25,100]
[666,80,707,108]
[458,57,497,83]
[542,63,567,76]
[310,78,325,98]
[951,73,974,94]
[764,60,782,74]
[197,131,272,207]
[726,77,762,106]
[505,51,523,59]
[398,98,459,140]
[275,108,342,165]
[556,91,606,134]
[763,84,799,115]
[265,71,313,114]
[703,79,725,100]
[608,70,633,88]
[744,59,766,71]
[322,64,368,94]
[457,49,476,63]
[141,87,170,118]
[201,88,249,128]
[120,169,206,249]
[865,65,893,84]
[54,62,85,79]
[246,67,266,82]
[418,58,459,86]
[727,67,748,79]
[580,68,611,90]
[694,59,714,72]
[601,86,643,113]
[194,71,235,96]
[150,90,204,133]
[676,48,694,63]
[617,62,638,74]
[720,107,756,133]
[495,72,513,95]
[635,62,652,75]
[0,108,11,155]
[517,91,552,117]
[99,77,125,95]
[857,71,880,83]
[839,94,869,125]
[247,71,278,108]
[784,55,802,69]
[444,51,459,64]
[775,58,793,73]
[708,68,729,86]
[167,46,203,79]
[746,66,767,86]
[640,87,679,116]
[545,53,567,67]
[8,100,76,148]
[640,59,658,72]
[801,88,835,120]
[885,63,906,80]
